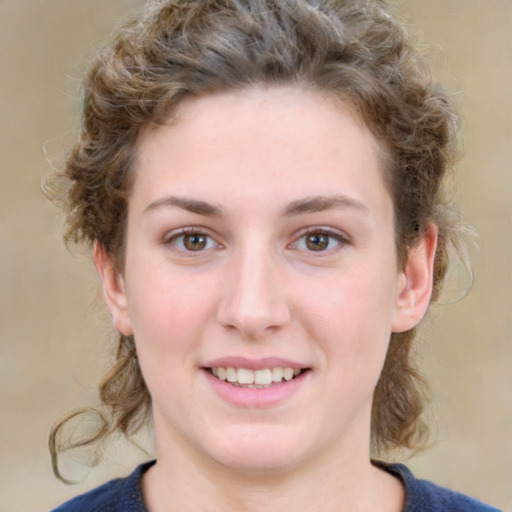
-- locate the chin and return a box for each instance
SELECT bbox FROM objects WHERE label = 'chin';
[205,425,307,474]
[215,449,300,475]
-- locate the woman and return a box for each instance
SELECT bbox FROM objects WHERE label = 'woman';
[47,0,500,510]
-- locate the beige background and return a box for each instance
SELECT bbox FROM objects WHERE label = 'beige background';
[1,1,511,511]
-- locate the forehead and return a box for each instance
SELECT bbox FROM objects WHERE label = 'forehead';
[132,87,391,218]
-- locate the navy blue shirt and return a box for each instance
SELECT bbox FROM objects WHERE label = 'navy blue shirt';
[51,460,501,511]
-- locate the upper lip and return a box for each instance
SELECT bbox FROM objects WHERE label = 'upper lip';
[203,356,307,370]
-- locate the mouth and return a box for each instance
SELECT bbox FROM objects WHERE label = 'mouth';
[206,366,308,388]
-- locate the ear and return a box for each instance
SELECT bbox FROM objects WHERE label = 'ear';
[392,223,438,333]
[93,242,133,336]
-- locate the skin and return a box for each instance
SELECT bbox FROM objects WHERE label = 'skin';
[95,87,437,511]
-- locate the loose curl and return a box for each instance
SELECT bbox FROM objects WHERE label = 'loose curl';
[46,0,462,480]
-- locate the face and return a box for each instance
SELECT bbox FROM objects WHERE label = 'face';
[97,87,435,475]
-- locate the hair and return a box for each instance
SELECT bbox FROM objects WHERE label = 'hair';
[46,0,462,480]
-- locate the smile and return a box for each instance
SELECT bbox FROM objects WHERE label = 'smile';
[209,367,304,387]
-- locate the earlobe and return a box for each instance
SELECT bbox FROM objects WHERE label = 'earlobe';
[92,243,133,336]
[392,224,438,333]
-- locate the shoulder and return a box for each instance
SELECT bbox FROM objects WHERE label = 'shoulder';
[384,463,502,512]
[50,461,154,512]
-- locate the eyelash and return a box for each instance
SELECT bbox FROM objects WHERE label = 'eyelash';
[162,227,349,255]
[290,227,349,253]
[163,227,220,254]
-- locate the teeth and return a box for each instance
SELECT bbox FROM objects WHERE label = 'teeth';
[237,368,254,385]
[254,369,272,385]
[283,368,294,381]
[271,367,283,382]
[226,367,237,383]
[210,366,303,386]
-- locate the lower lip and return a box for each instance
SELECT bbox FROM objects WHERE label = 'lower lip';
[203,369,308,408]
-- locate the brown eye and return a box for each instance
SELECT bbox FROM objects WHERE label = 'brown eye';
[183,233,207,251]
[165,229,219,254]
[305,233,330,251]
[292,229,347,253]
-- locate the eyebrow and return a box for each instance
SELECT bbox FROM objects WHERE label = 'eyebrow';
[143,193,369,217]
[283,194,369,216]
[143,196,224,217]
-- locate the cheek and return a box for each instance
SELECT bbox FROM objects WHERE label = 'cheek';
[124,267,218,370]
[294,266,397,364]
[125,276,218,412]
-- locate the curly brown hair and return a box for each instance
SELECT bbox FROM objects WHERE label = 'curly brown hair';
[46,0,461,480]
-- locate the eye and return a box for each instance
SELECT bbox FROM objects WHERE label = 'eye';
[292,229,347,252]
[164,229,219,253]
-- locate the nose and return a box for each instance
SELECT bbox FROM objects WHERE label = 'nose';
[216,243,291,340]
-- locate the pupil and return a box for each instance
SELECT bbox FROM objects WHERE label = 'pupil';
[184,234,206,251]
[306,233,328,251]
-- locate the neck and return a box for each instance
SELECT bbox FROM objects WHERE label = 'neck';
[142,430,404,512]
